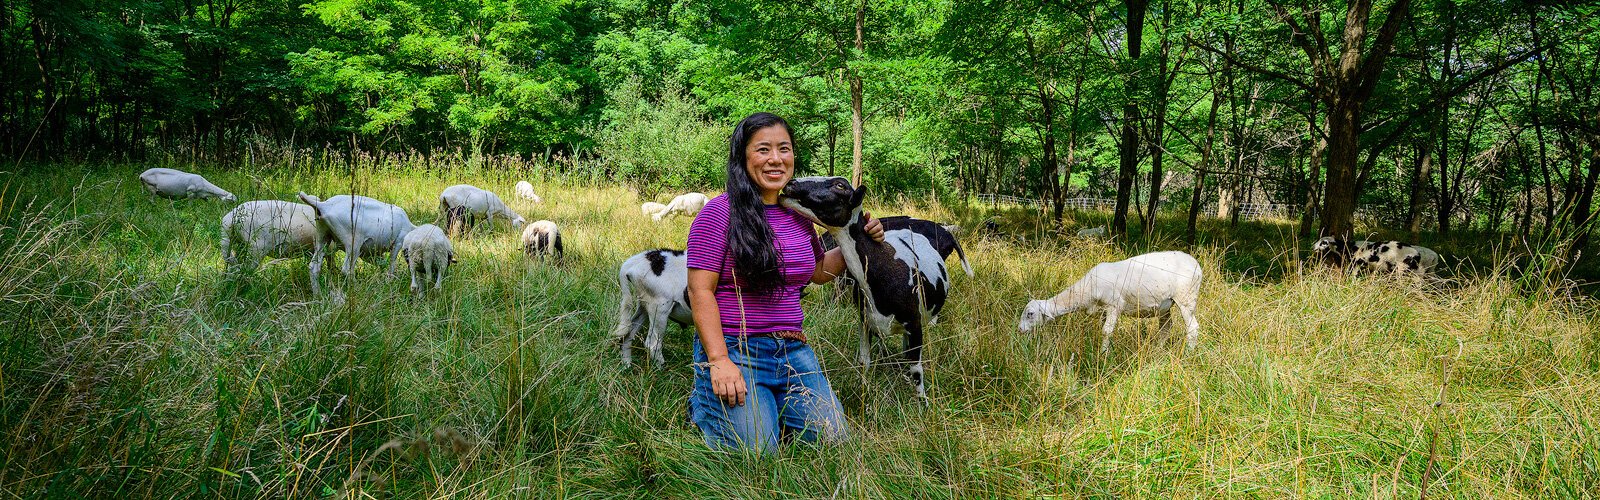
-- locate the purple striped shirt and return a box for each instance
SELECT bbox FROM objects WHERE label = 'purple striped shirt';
[685,194,822,335]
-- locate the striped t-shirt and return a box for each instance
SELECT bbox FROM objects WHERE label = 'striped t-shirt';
[685,194,822,335]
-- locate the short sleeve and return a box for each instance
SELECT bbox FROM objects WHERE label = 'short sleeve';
[685,195,731,272]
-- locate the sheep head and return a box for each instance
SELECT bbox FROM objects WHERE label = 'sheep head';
[1017,299,1053,333]
[779,176,865,228]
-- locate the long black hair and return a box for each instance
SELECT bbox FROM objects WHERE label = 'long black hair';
[725,112,796,295]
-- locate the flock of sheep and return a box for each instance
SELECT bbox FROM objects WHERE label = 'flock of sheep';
[140,167,1443,398]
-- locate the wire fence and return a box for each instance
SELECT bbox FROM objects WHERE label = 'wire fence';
[977,194,1304,221]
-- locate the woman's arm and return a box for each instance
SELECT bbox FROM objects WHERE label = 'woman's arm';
[688,268,745,407]
[811,211,885,284]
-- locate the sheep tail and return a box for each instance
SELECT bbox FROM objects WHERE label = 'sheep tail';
[296,192,323,217]
[953,239,974,277]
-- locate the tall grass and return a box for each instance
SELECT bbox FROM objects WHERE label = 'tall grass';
[1,162,1596,498]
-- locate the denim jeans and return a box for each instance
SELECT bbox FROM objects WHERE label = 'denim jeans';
[689,335,847,454]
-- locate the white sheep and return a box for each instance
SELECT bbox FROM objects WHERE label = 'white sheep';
[520,220,563,260]
[1018,250,1203,353]
[514,181,542,203]
[640,202,667,218]
[139,167,236,202]
[401,224,455,297]
[220,200,330,293]
[1076,226,1107,238]
[612,248,693,368]
[296,193,417,283]
[439,184,526,236]
[652,192,709,221]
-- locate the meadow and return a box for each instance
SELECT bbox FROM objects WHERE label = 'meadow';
[2,160,1598,498]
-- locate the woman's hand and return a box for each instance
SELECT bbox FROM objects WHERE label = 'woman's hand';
[863,210,886,242]
[709,355,747,406]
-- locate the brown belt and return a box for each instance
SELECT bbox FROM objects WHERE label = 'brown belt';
[741,330,808,343]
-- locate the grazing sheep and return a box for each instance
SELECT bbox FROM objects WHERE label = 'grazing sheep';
[401,224,455,297]
[439,184,526,236]
[520,220,564,260]
[1076,226,1107,238]
[640,202,668,218]
[612,248,693,368]
[1351,240,1440,275]
[652,192,710,221]
[780,177,953,398]
[1311,236,1371,266]
[139,167,236,202]
[220,200,330,293]
[297,193,417,284]
[1017,250,1203,354]
[514,181,542,203]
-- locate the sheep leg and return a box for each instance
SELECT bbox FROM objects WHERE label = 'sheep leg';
[1176,301,1200,350]
[386,242,402,279]
[903,320,926,399]
[433,261,445,289]
[1100,307,1121,354]
[308,239,325,295]
[409,258,422,297]
[612,289,644,366]
[644,302,672,369]
[341,234,362,277]
[858,328,873,368]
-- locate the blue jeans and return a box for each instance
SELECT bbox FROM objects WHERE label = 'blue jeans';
[689,336,847,454]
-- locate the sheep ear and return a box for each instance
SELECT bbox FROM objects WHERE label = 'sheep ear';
[849,184,867,209]
[449,252,457,264]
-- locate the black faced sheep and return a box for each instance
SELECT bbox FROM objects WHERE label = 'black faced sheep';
[139,167,236,202]
[1017,250,1203,353]
[612,248,693,368]
[401,223,455,297]
[297,193,417,283]
[439,184,526,236]
[780,177,954,398]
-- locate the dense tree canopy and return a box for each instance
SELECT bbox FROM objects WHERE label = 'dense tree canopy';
[4,0,1598,249]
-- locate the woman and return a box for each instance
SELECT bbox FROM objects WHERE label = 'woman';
[685,112,883,453]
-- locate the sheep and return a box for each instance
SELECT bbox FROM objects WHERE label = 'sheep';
[219,200,331,293]
[438,184,526,236]
[1017,250,1203,354]
[640,202,668,218]
[513,180,542,203]
[520,220,564,260]
[780,177,953,398]
[139,167,236,202]
[1076,226,1107,238]
[401,224,455,297]
[1313,237,1439,275]
[652,192,710,221]
[612,248,693,368]
[296,192,417,284]
[1351,240,1440,275]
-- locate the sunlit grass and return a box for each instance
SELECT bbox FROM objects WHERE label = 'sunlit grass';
[1,161,1596,497]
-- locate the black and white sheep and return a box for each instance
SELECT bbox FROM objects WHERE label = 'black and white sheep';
[297,193,417,283]
[612,248,693,368]
[1313,237,1439,275]
[1017,250,1203,353]
[139,167,236,202]
[780,177,955,398]
[520,220,563,260]
[220,200,331,293]
[401,223,455,297]
[652,192,710,221]
[438,184,526,236]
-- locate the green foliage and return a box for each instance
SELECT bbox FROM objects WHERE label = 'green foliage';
[593,77,726,197]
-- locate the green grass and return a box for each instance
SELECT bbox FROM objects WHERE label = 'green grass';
[2,161,1598,498]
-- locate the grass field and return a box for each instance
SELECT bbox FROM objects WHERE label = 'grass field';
[2,161,1598,498]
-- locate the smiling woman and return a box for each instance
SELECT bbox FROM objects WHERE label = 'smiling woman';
[682,112,883,454]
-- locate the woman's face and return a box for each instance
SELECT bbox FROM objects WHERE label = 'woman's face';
[744,125,795,203]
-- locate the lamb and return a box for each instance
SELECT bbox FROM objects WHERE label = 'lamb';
[1076,226,1107,238]
[612,248,693,368]
[780,177,953,398]
[513,181,542,203]
[296,193,418,284]
[640,202,668,218]
[652,192,710,221]
[219,200,330,293]
[1017,251,1203,354]
[400,224,455,297]
[520,220,564,260]
[139,167,236,202]
[438,184,526,236]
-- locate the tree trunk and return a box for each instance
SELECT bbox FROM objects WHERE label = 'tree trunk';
[1406,130,1434,235]
[1113,0,1148,236]
[849,0,866,186]
[1320,97,1361,238]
